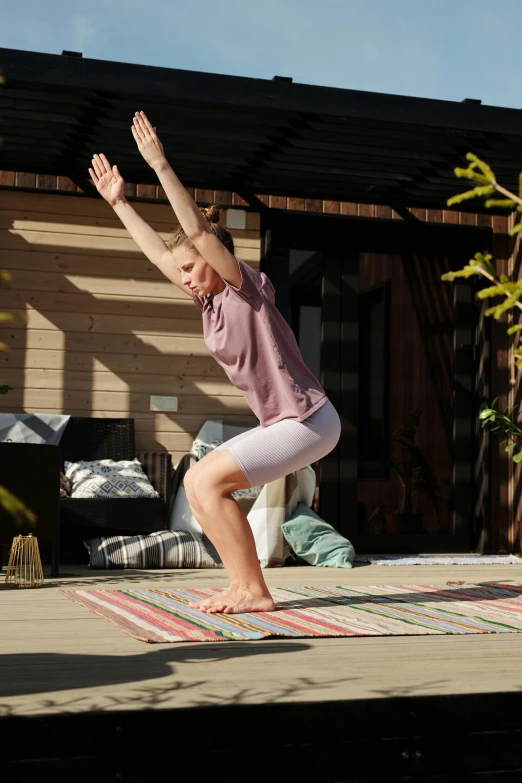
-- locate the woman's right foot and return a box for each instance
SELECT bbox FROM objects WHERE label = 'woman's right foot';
[188,586,237,612]
[207,587,275,614]
[188,584,275,614]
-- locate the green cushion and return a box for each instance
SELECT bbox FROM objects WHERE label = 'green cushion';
[282,502,355,568]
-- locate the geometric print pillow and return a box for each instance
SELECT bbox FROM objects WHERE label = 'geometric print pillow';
[64,458,160,499]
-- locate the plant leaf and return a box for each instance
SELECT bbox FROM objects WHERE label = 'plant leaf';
[0,485,36,524]
[484,199,516,209]
[447,186,495,207]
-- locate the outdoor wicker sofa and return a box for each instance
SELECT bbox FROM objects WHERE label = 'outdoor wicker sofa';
[59,417,172,563]
[1,416,172,573]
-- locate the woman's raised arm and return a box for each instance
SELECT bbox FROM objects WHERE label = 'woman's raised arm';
[131,112,241,288]
[89,153,192,295]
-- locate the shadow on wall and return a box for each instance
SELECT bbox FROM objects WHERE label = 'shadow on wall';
[0,201,257,456]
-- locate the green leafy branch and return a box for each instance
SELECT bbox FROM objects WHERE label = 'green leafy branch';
[479,398,522,463]
[442,154,522,381]
[0,271,34,526]
[447,152,522,239]
[0,68,34,526]
[0,486,36,524]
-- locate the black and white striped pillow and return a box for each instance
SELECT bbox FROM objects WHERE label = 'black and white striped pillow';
[85,530,218,569]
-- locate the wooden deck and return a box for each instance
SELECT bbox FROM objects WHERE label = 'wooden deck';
[3,562,522,780]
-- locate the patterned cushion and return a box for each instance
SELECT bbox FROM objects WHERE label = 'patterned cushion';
[65,458,160,499]
[232,485,262,500]
[84,530,218,569]
[59,472,71,497]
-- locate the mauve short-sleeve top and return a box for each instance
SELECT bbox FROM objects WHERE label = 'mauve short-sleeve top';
[192,259,328,427]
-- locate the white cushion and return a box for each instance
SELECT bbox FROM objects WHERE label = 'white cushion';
[190,419,255,460]
[65,458,160,499]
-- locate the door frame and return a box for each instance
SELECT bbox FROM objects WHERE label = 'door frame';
[263,210,492,553]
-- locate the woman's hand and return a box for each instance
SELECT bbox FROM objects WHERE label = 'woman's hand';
[89,154,125,206]
[132,111,166,170]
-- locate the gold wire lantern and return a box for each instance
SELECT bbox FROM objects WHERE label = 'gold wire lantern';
[5,534,44,588]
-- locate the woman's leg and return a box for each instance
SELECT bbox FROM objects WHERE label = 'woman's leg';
[184,450,243,588]
[184,450,274,614]
[184,402,341,614]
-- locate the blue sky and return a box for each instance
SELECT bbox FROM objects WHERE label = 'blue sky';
[2,0,521,109]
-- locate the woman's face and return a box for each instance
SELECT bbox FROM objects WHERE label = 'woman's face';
[174,246,222,296]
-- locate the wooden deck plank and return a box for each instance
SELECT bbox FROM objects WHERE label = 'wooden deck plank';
[2,564,522,717]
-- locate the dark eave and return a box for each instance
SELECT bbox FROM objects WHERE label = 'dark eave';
[1,47,522,209]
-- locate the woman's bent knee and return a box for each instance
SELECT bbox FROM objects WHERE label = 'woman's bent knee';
[184,453,246,514]
[183,465,204,515]
[191,468,218,509]
[193,465,240,510]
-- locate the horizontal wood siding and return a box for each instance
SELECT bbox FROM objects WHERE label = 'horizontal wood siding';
[0,171,494,226]
[0,191,260,461]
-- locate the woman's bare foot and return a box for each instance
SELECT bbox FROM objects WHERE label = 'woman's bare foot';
[204,586,275,614]
[188,586,236,612]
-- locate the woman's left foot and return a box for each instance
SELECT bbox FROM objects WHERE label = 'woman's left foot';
[204,587,275,614]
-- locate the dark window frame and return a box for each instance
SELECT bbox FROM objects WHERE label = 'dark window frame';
[358,280,390,481]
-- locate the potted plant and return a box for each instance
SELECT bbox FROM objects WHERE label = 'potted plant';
[386,408,441,534]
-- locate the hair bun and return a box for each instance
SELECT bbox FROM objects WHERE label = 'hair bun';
[201,204,221,224]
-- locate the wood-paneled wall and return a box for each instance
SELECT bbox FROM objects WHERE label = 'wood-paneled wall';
[0,191,260,461]
[357,252,454,534]
[0,170,495,225]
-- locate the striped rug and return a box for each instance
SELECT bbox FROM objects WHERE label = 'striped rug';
[59,583,522,643]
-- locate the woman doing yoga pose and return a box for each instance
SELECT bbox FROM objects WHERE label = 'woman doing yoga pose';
[88,112,341,614]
